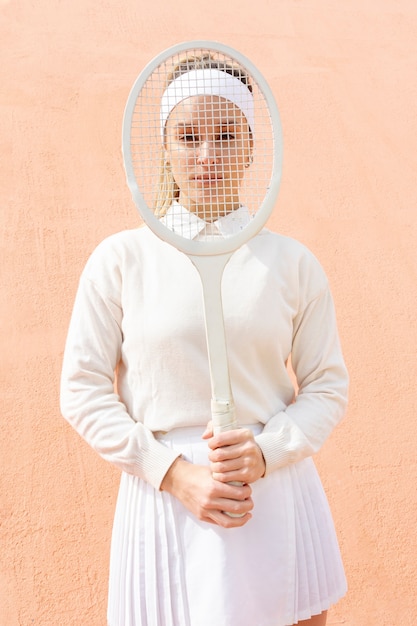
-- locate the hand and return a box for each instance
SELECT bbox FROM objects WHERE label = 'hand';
[160,457,253,528]
[203,424,266,485]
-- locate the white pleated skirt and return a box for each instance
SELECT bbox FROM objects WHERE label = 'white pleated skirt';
[107,426,346,626]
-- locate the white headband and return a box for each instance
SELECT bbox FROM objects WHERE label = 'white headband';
[160,68,254,135]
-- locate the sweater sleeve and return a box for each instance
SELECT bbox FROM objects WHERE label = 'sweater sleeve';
[255,269,349,474]
[60,254,181,490]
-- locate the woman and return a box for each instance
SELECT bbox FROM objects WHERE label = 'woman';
[61,55,348,626]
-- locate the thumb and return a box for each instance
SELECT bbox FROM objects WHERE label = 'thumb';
[201,420,214,439]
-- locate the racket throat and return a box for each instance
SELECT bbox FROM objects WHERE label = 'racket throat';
[189,253,237,433]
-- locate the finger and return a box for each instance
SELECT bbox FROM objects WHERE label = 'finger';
[212,469,253,484]
[210,495,254,518]
[208,440,257,464]
[210,458,242,474]
[201,420,213,440]
[208,443,245,463]
[207,510,252,528]
[208,479,252,502]
[207,428,252,450]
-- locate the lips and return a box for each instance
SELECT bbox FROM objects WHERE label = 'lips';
[193,174,224,182]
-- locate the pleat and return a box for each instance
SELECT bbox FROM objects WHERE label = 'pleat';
[154,489,192,625]
[107,429,346,626]
[108,474,192,626]
[287,458,347,623]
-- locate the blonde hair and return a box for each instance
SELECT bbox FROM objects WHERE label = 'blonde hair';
[154,55,253,217]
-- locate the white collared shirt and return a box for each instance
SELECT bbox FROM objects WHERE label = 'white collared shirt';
[160,202,251,240]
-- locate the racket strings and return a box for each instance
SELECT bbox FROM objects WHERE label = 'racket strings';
[129,48,275,243]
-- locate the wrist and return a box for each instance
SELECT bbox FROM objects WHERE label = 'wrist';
[160,455,187,493]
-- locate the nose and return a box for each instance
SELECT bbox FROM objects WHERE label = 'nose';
[196,140,219,165]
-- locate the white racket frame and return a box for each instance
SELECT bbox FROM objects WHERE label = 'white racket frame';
[122,40,283,435]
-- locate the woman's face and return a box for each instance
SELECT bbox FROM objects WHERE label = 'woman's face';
[164,95,253,220]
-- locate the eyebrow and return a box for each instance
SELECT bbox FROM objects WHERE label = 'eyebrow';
[174,119,239,129]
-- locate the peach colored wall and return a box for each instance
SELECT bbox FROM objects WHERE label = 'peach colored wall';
[1,0,416,624]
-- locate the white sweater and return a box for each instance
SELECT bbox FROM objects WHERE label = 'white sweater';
[60,226,348,490]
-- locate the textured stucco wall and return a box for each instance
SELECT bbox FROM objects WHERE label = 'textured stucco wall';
[1,1,416,624]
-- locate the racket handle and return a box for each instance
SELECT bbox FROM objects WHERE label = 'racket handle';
[211,398,238,435]
[211,399,245,518]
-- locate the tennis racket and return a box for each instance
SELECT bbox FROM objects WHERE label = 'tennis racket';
[122,40,282,447]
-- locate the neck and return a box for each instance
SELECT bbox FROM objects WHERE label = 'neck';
[178,195,241,222]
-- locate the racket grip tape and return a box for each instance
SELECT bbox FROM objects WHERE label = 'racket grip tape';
[211,398,238,434]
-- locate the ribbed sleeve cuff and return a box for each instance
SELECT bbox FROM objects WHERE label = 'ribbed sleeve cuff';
[139,438,183,491]
[255,415,315,475]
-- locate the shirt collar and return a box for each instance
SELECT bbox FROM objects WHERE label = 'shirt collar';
[160,202,251,240]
